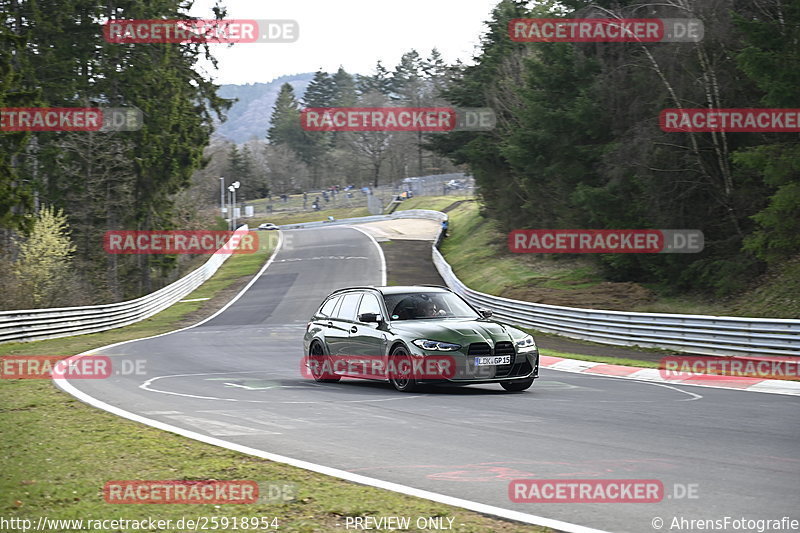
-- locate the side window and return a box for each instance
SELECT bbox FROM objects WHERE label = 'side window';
[335,293,362,321]
[318,296,340,317]
[357,293,382,320]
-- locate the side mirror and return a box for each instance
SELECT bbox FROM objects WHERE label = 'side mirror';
[358,312,383,324]
[478,308,493,319]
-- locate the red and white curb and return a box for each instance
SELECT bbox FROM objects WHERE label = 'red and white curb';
[540,355,800,396]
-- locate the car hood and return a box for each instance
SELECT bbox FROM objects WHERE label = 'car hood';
[389,319,521,347]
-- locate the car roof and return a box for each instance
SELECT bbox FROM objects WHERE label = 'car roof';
[327,285,451,297]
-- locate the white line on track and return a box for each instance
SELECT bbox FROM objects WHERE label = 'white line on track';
[140,370,423,404]
[53,227,611,533]
[539,372,704,401]
[346,225,388,285]
[645,382,704,401]
[57,375,609,533]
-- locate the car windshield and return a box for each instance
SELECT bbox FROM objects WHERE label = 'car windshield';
[383,292,479,320]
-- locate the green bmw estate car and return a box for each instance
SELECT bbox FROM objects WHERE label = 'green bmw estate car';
[302,285,539,392]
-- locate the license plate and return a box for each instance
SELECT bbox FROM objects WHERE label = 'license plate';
[474,355,512,366]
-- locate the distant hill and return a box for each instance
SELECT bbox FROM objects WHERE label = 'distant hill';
[212,73,314,144]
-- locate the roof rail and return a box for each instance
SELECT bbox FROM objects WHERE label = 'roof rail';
[328,286,378,294]
[418,284,451,290]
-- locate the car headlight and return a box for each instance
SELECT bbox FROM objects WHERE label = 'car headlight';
[515,334,537,352]
[412,339,461,351]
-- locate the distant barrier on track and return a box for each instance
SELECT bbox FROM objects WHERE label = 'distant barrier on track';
[0,226,250,344]
[277,208,447,231]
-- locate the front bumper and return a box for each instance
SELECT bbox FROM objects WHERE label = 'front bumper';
[410,348,539,383]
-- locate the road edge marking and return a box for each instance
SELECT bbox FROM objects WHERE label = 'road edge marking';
[346,224,388,286]
[52,227,609,533]
[54,375,609,533]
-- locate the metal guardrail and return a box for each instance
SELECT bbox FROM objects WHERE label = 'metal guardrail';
[0,226,250,344]
[286,209,800,356]
[4,209,798,357]
[431,245,800,358]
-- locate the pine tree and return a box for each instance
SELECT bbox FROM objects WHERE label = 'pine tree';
[4,0,231,296]
[268,83,303,146]
[735,2,800,263]
[0,24,36,233]
[303,70,335,107]
[331,67,358,107]
[391,50,424,103]
[357,61,393,96]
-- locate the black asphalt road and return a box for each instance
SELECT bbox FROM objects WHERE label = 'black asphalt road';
[65,226,800,533]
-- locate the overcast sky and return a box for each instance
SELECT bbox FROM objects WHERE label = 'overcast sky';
[188,0,501,85]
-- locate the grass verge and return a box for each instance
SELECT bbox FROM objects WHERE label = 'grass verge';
[396,195,472,212]
[439,202,596,296]
[539,349,660,369]
[439,201,800,318]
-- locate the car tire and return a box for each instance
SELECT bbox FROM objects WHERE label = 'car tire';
[308,342,340,383]
[500,379,534,392]
[388,346,419,392]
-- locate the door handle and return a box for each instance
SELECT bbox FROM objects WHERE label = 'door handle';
[326,321,333,328]
[350,326,358,333]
